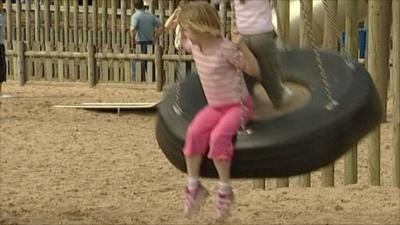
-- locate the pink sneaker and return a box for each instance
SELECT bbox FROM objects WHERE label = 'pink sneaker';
[214,190,235,221]
[183,184,209,217]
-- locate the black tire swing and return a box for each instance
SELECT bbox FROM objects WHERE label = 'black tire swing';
[156,48,381,178]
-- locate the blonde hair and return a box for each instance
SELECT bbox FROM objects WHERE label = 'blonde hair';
[178,1,221,37]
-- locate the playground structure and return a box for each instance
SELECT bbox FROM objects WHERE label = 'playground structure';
[1,0,399,189]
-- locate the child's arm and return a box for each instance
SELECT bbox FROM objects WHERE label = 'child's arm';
[165,8,180,31]
[231,34,260,77]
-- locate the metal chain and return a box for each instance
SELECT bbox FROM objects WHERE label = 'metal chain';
[231,1,249,133]
[172,0,186,116]
[300,0,338,110]
[172,39,185,116]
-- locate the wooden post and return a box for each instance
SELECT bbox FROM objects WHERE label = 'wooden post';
[219,0,227,35]
[298,0,312,187]
[24,0,33,79]
[16,0,21,42]
[73,0,79,45]
[367,0,391,186]
[63,0,70,46]
[92,0,98,45]
[343,0,359,185]
[276,0,290,188]
[121,0,127,46]
[25,0,32,45]
[44,0,52,80]
[276,0,290,45]
[320,0,338,187]
[16,0,24,85]
[18,41,26,86]
[101,0,107,45]
[44,0,50,43]
[393,0,400,188]
[155,44,163,91]
[83,0,89,44]
[6,0,12,49]
[111,0,119,82]
[88,33,96,87]
[54,0,60,43]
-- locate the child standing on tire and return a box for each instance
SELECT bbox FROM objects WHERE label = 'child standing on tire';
[170,1,259,220]
[231,0,292,108]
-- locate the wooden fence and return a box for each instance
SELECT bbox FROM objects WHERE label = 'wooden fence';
[1,0,399,189]
[2,0,198,90]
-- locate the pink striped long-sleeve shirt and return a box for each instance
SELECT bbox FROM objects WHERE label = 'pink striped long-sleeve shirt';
[232,0,274,35]
[182,37,249,106]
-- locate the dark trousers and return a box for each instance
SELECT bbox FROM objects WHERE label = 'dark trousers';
[0,44,6,83]
[132,41,153,81]
[242,31,285,107]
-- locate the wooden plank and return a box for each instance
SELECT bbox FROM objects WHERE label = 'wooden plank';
[146,44,153,84]
[113,45,120,82]
[135,44,141,82]
[298,0,313,187]
[393,0,400,188]
[123,44,131,83]
[80,43,88,81]
[69,42,77,81]
[344,0,358,186]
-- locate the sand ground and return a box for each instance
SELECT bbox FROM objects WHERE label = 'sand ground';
[0,81,399,225]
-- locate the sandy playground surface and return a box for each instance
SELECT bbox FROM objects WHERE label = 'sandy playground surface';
[0,81,399,225]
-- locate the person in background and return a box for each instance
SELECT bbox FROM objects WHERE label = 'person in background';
[0,7,9,98]
[130,0,162,82]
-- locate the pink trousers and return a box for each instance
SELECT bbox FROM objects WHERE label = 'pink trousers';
[183,96,255,160]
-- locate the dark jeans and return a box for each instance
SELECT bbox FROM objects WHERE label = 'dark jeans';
[242,31,285,107]
[132,41,153,81]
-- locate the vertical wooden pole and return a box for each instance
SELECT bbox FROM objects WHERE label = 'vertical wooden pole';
[343,0,359,185]
[111,0,117,45]
[155,44,162,91]
[393,0,400,188]
[276,0,290,188]
[16,0,25,85]
[34,0,40,43]
[73,0,78,45]
[367,0,391,186]
[18,41,26,86]
[276,0,290,45]
[25,0,32,45]
[121,0,127,46]
[70,0,78,81]
[83,0,88,44]
[218,0,227,35]
[92,0,98,45]
[54,0,60,43]
[44,0,50,43]
[298,0,312,187]
[44,0,52,80]
[88,32,96,87]
[101,0,107,45]
[6,0,12,49]
[63,0,70,46]
[320,0,337,187]
[24,0,33,79]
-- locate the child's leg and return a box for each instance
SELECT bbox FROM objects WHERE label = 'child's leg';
[244,33,287,107]
[182,105,224,217]
[208,97,254,219]
[183,105,224,178]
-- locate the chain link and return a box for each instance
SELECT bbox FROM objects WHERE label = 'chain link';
[300,0,338,110]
